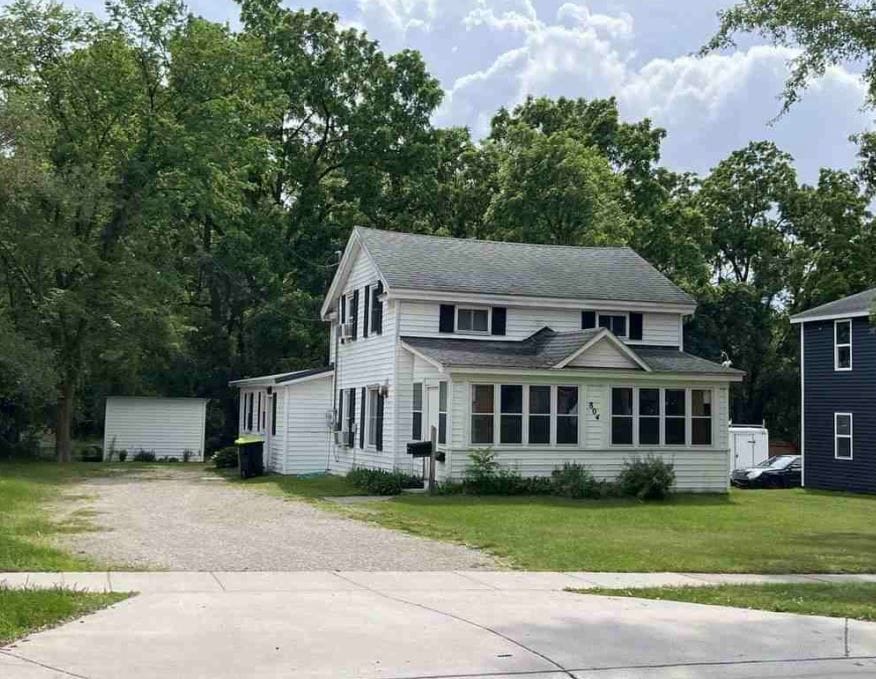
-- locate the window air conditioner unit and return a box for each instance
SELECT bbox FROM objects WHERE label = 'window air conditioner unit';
[333,429,354,448]
[339,322,353,340]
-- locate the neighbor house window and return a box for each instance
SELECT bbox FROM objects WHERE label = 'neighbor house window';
[556,386,579,445]
[471,385,495,444]
[691,390,712,445]
[457,307,489,333]
[599,314,628,338]
[835,320,852,371]
[664,389,686,445]
[500,385,523,444]
[528,386,551,445]
[638,388,660,445]
[835,413,853,460]
[367,388,379,446]
[411,383,423,440]
[611,387,634,445]
[438,382,448,445]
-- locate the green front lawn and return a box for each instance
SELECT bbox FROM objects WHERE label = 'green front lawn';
[216,470,369,498]
[578,583,876,621]
[0,588,131,645]
[0,462,110,571]
[352,489,876,572]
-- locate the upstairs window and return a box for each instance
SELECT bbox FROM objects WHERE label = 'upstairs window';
[599,313,628,338]
[835,320,852,371]
[457,307,489,333]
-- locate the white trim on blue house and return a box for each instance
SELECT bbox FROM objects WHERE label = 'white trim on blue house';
[834,319,853,372]
[834,412,853,460]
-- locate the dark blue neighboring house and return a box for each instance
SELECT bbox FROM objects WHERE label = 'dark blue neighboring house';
[791,288,876,494]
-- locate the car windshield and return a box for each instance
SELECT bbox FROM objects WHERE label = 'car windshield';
[754,456,797,470]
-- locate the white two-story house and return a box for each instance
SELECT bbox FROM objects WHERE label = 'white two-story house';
[231,227,743,491]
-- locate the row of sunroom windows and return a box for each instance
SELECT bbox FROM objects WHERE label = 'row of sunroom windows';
[467,384,714,447]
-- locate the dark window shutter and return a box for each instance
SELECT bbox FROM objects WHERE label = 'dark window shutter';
[351,290,359,340]
[359,387,366,449]
[374,281,384,334]
[491,307,507,336]
[271,395,277,436]
[247,393,253,430]
[341,295,346,323]
[376,393,385,451]
[581,311,596,329]
[336,390,343,431]
[347,388,356,435]
[439,304,456,333]
[363,286,370,338]
[629,313,643,341]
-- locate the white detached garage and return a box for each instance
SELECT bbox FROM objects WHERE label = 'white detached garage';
[103,397,208,461]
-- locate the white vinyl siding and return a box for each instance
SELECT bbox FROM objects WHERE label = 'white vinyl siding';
[330,247,396,473]
[104,397,207,461]
[398,302,682,346]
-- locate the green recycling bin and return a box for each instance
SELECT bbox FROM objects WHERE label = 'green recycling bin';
[234,435,265,479]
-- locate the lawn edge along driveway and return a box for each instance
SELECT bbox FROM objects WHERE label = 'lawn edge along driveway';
[575,582,876,622]
[337,488,876,573]
[0,588,132,646]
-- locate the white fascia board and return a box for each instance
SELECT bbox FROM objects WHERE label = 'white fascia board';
[789,311,869,325]
[277,371,333,388]
[386,287,696,315]
[553,329,652,371]
[447,366,743,382]
[399,340,446,372]
[319,228,391,320]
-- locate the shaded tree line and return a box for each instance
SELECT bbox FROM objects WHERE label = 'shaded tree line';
[1,0,874,460]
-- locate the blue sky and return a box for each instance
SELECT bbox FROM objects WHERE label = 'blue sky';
[7,0,873,182]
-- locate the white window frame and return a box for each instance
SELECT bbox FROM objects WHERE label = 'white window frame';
[637,387,661,446]
[834,319,852,371]
[527,385,552,446]
[367,387,380,448]
[438,381,448,446]
[457,306,491,335]
[690,388,713,446]
[499,384,524,445]
[468,384,582,447]
[555,385,580,446]
[834,412,853,460]
[599,312,629,339]
[609,386,636,447]
[609,386,715,449]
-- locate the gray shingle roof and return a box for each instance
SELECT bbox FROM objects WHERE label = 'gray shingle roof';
[229,366,332,387]
[357,227,695,306]
[791,287,876,322]
[401,330,742,375]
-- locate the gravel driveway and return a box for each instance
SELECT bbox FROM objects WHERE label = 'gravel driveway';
[52,466,498,571]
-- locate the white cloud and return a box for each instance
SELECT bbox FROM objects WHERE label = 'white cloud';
[428,2,871,180]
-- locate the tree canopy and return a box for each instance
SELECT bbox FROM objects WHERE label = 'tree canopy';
[1,0,873,458]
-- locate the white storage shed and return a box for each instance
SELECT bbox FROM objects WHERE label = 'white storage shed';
[729,424,770,471]
[103,396,208,461]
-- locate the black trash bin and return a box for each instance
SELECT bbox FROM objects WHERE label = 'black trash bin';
[235,435,265,479]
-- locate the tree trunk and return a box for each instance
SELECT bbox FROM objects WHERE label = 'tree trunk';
[56,380,74,463]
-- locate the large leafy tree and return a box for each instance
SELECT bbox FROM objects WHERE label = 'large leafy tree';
[0,0,186,460]
[705,0,876,113]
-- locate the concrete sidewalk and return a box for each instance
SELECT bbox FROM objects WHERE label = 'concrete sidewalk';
[3,570,876,592]
[2,572,876,679]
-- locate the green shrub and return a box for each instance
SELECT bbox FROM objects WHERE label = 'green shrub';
[117,450,128,462]
[551,462,599,499]
[182,449,193,463]
[212,446,238,469]
[157,456,179,463]
[132,450,156,462]
[347,468,422,495]
[461,449,551,495]
[618,456,676,500]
